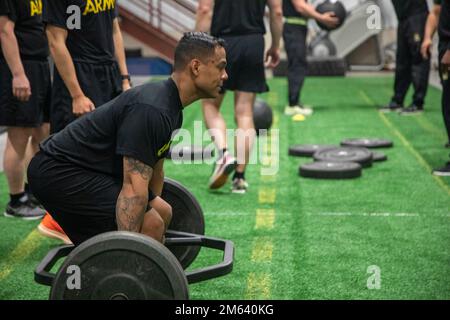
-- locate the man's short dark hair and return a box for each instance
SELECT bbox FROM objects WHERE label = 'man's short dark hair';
[173,32,225,71]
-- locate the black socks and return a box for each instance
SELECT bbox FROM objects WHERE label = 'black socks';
[9,192,26,207]
[233,171,245,180]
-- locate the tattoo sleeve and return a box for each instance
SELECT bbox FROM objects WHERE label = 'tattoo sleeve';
[116,157,153,232]
[116,195,147,232]
[125,157,153,180]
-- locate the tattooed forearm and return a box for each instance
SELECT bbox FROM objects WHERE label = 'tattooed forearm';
[116,194,147,232]
[124,157,153,180]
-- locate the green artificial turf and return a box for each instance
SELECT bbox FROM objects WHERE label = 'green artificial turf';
[0,76,449,300]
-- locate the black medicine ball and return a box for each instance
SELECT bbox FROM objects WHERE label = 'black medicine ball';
[316,0,347,31]
[253,99,273,135]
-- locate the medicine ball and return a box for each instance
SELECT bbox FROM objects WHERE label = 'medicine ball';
[316,0,347,31]
[253,99,273,135]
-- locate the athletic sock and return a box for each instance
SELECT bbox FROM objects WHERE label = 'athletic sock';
[9,192,26,207]
[233,171,245,180]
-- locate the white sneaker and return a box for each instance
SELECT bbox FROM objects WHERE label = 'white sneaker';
[284,105,313,116]
[208,152,237,189]
[231,178,248,194]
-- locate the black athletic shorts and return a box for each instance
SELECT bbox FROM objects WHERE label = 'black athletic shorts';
[0,59,51,127]
[50,61,122,133]
[28,151,120,245]
[220,33,269,93]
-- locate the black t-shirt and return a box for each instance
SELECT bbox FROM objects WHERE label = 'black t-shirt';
[436,0,450,49]
[391,0,428,21]
[283,0,306,18]
[211,0,267,37]
[43,0,118,64]
[40,78,184,179]
[0,0,49,61]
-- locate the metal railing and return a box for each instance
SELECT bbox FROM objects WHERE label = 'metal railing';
[119,0,197,41]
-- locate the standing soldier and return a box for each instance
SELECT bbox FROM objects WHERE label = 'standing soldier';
[37,0,131,242]
[196,0,283,193]
[0,0,50,219]
[422,0,450,175]
[380,0,430,115]
[282,0,339,116]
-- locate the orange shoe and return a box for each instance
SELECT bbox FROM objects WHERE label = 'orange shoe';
[37,213,72,245]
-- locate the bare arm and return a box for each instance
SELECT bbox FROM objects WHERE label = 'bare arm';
[112,18,131,91]
[291,0,338,29]
[116,157,153,232]
[0,16,31,101]
[195,0,213,32]
[266,0,283,67]
[46,25,94,116]
[149,159,165,197]
[421,4,441,59]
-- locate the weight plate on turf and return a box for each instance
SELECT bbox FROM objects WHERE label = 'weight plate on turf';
[299,162,362,179]
[288,144,337,157]
[340,138,393,148]
[313,147,373,168]
[162,178,205,269]
[166,145,215,161]
[372,151,387,162]
[50,232,189,300]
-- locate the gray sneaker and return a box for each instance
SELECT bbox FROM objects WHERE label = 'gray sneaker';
[231,178,248,194]
[27,192,44,209]
[4,196,46,220]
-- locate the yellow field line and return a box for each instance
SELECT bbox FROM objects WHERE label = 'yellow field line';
[0,229,42,281]
[273,113,280,127]
[359,90,450,196]
[260,175,277,183]
[255,209,275,230]
[251,238,273,262]
[245,104,279,300]
[245,273,271,299]
[267,91,279,107]
[259,188,276,204]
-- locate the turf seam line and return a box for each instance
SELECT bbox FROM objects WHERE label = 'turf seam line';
[359,90,450,197]
[413,116,448,142]
[308,212,450,217]
[378,112,450,196]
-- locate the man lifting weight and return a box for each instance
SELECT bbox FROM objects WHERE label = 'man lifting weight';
[27,32,228,246]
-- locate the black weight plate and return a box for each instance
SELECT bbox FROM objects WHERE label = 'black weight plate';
[288,144,337,157]
[340,138,393,148]
[313,147,373,168]
[299,161,362,179]
[167,145,214,161]
[162,178,205,269]
[50,231,189,300]
[372,151,387,162]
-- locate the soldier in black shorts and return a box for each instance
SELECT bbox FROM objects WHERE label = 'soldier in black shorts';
[38,0,130,240]
[43,0,131,134]
[28,32,228,245]
[0,0,50,219]
[196,0,282,194]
